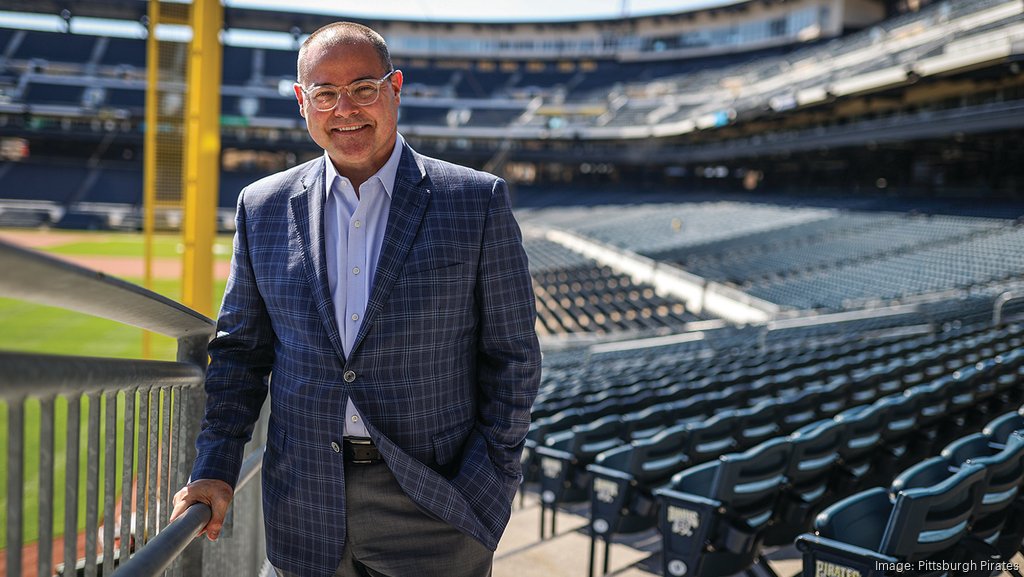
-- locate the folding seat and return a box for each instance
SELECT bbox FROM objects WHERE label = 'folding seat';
[831,402,888,495]
[941,431,1024,558]
[653,437,791,577]
[848,365,887,404]
[684,409,744,466]
[536,414,628,509]
[765,417,844,547]
[586,422,692,558]
[913,377,958,459]
[953,360,999,417]
[521,408,587,484]
[815,375,852,417]
[874,389,928,471]
[797,460,987,577]
[992,348,1024,405]
[983,408,1024,449]
[580,393,643,421]
[734,400,782,450]
[778,388,823,433]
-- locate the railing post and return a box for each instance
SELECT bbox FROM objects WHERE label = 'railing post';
[177,333,211,576]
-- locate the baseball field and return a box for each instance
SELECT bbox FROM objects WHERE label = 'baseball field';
[0,228,233,551]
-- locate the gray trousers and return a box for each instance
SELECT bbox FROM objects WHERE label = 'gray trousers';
[276,460,493,577]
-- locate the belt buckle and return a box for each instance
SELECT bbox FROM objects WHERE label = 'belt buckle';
[345,437,378,464]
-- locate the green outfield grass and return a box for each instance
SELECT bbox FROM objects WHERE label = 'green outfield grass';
[0,229,231,549]
[42,231,234,260]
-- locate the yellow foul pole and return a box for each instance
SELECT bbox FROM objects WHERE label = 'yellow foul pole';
[142,0,161,358]
[181,0,222,318]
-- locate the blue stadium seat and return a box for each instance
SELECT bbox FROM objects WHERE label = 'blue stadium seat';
[536,414,626,507]
[983,409,1024,449]
[831,402,887,494]
[654,437,791,577]
[587,421,691,539]
[941,432,1024,554]
[797,460,987,577]
[765,417,844,546]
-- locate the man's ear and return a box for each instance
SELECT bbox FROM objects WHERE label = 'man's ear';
[391,69,404,99]
[293,83,306,118]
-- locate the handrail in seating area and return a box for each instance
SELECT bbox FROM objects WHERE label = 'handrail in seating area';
[0,238,266,577]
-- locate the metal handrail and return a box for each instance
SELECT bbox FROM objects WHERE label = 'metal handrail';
[114,449,265,577]
[0,351,204,399]
[0,237,253,577]
[993,291,1024,325]
[0,238,212,339]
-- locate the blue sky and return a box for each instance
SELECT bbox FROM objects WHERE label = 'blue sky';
[225,0,735,22]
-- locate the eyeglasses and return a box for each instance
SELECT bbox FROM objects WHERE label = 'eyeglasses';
[301,70,398,111]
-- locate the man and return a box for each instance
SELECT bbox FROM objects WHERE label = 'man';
[170,22,541,577]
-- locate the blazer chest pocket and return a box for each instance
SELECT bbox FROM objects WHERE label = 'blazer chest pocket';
[393,261,470,314]
[400,260,465,281]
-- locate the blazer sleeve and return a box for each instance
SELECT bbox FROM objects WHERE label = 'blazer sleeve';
[190,188,275,488]
[474,178,542,476]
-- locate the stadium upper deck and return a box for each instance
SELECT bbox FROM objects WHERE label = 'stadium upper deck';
[0,0,1021,201]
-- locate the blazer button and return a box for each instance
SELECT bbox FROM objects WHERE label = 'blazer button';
[331,441,341,453]
[344,370,356,383]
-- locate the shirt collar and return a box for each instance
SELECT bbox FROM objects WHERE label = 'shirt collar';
[323,132,405,200]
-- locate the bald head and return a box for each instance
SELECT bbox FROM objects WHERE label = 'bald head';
[297,22,392,85]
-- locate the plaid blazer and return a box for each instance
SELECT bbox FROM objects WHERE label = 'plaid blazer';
[191,143,542,577]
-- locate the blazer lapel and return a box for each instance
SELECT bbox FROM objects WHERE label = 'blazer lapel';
[350,146,431,356]
[289,157,347,362]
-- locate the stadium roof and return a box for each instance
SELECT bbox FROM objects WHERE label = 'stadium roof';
[3,0,769,31]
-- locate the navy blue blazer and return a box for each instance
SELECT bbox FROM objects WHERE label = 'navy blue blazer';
[191,143,542,577]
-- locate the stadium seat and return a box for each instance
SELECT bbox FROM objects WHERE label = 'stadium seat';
[867,392,923,484]
[797,460,988,577]
[587,422,690,539]
[941,431,1024,555]
[734,400,782,449]
[653,437,791,577]
[831,402,888,494]
[983,409,1024,449]
[536,414,627,507]
[764,417,844,546]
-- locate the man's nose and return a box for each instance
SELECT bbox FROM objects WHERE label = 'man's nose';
[332,93,360,116]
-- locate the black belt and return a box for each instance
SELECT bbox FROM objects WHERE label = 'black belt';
[344,437,383,464]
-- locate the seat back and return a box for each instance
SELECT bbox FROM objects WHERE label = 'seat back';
[685,409,741,465]
[881,459,986,560]
[943,431,1024,544]
[875,392,919,446]
[786,418,843,488]
[983,409,1024,448]
[734,400,781,449]
[833,402,887,483]
[710,437,792,528]
[767,417,844,546]
[634,422,691,483]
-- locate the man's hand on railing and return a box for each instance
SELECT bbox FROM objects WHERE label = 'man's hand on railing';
[170,479,234,541]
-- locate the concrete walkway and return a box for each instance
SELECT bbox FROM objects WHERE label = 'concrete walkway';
[494,491,802,577]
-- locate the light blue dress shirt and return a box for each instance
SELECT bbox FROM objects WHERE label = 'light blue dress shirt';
[324,134,405,438]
